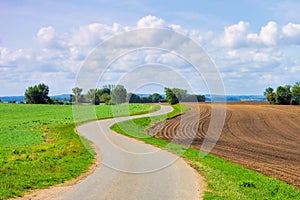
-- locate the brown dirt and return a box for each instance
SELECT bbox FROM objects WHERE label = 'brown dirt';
[147,103,300,187]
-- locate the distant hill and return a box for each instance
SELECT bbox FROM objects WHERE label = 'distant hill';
[0,94,71,103]
[0,94,265,103]
[137,94,266,102]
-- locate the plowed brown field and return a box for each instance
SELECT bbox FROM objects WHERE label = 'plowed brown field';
[148,103,300,187]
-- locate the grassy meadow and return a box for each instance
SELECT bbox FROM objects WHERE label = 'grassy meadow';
[111,104,300,200]
[0,103,157,199]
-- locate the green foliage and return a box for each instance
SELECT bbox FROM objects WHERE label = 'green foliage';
[292,82,300,105]
[182,94,206,102]
[265,83,300,105]
[127,93,141,103]
[25,83,51,104]
[276,85,292,105]
[111,85,127,104]
[86,89,100,105]
[266,93,277,104]
[264,87,274,96]
[171,88,187,101]
[165,87,206,105]
[149,93,163,103]
[165,87,179,105]
[111,104,300,200]
[0,103,155,199]
[71,87,83,103]
[100,93,111,105]
[97,87,111,97]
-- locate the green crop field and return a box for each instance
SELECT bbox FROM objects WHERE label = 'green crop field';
[0,103,158,199]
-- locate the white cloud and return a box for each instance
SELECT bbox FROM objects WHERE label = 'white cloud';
[221,21,251,48]
[2,15,300,95]
[36,26,56,47]
[70,23,123,47]
[259,21,279,46]
[136,15,165,28]
[282,23,300,44]
[219,21,300,48]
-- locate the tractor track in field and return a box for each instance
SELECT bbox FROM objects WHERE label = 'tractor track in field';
[147,103,300,187]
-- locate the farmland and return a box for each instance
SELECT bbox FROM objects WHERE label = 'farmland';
[0,103,157,199]
[148,103,300,187]
[112,103,300,199]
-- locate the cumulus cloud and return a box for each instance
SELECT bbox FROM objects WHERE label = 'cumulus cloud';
[219,21,300,48]
[136,15,165,28]
[259,21,279,46]
[282,22,300,44]
[221,21,251,48]
[36,26,56,47]
[70,23,124,46]
[3,15,300,95]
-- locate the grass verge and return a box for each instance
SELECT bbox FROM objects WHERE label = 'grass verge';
[110,104,300,200]
[0,103,157,199]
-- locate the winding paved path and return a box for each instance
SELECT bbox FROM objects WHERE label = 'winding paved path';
[60,105,201,200]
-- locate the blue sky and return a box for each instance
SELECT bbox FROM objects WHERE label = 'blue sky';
[1,0,300,95]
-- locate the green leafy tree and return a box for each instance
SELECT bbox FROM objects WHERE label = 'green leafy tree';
[72,87,83,103]
[264,87,274,96]
[97,87,111,96]
[100,93,111,105]
[276,85,292,105]
[182,94,206,102]
[126,93,141,103]
[292,82,300,105]
[165,87,179,105]
[171,88,187,102]
[25,83,51,104]
[86,89,100,105]
[149,93,163,103]
[141,96,152,103]
[111,85,127,104]
[264,87,277,104]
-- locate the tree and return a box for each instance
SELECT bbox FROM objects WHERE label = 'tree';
[72,87,83,103]
[264,87,274,96]
[86,89,100,105]
[111,85,127,104]
[100,93,111,105]
[149,93,163,103]
[165,87,179,105]
[127,93,141,103]
[25,83,51,104]
[292,82,300,105]
[171,88,187,102]
[276,85,292,105]
[141,96,152,103]
[97,87,111,97]
[103,84,115,91]
[264,87,277,104]
[266,93,277,104]
[182,94,206,102]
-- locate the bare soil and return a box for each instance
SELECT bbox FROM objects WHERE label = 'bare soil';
[147,103,300,187]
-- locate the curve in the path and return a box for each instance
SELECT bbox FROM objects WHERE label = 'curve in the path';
[58,105,202,200]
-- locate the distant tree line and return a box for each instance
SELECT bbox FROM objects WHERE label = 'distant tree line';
[165,87,205,105]
[264,82,300,105]
[24,83,206,105]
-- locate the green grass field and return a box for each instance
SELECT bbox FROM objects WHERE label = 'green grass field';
[111,104,300,200]
[0,103,158,199]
